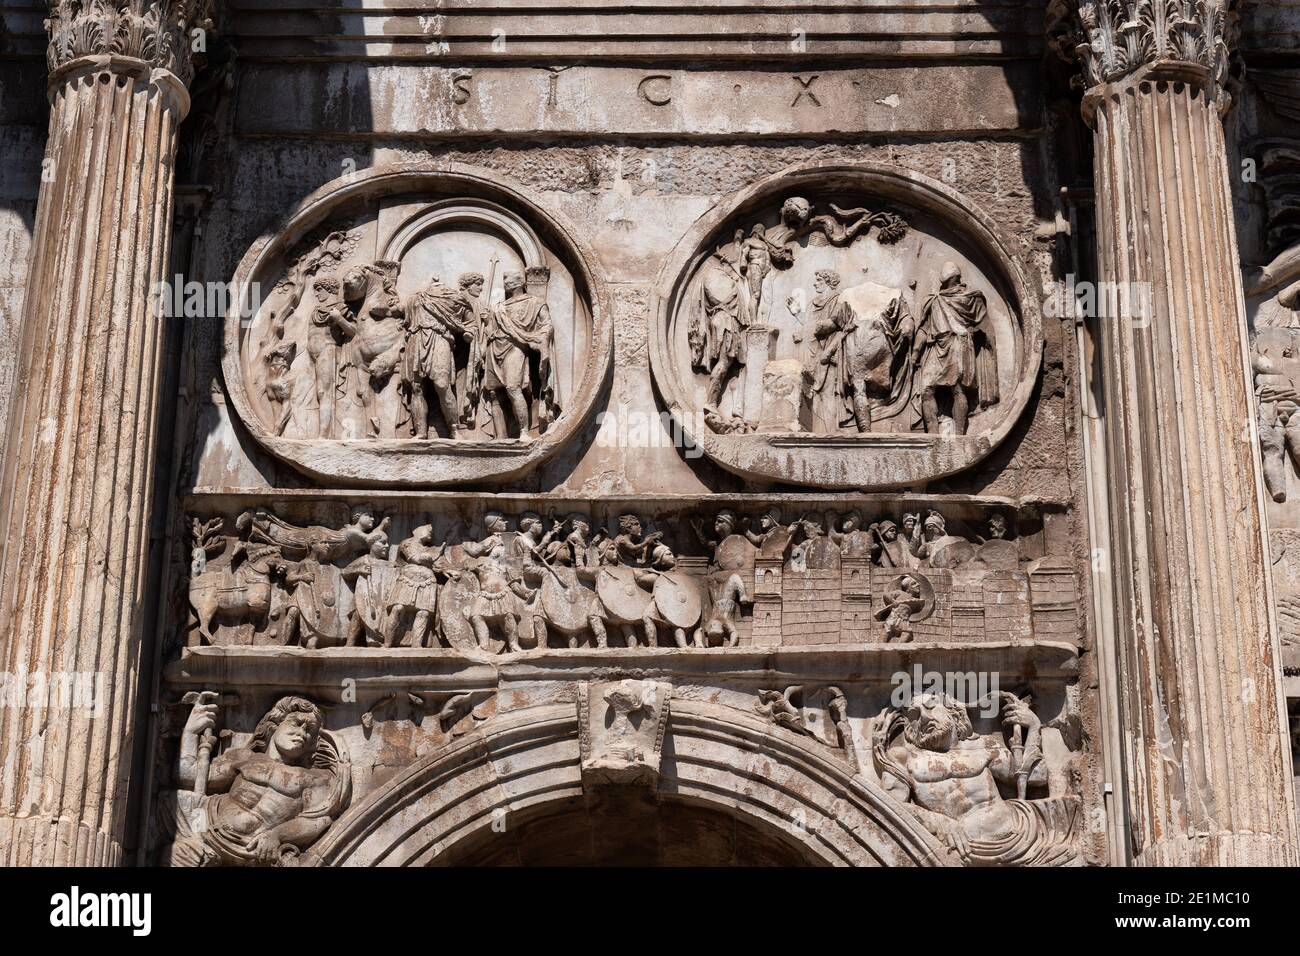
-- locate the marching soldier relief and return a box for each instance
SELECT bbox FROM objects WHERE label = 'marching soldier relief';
[3,0,1295,879]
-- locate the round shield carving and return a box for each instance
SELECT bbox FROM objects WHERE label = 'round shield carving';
[651,161,1042,489]
[438,572,481,652]
[540,565,592,633]
[596,566,653,622]
[222,164,610,487]
[714,534,756,571]
[652,571,704,628]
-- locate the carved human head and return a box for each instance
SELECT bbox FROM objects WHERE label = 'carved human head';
[459,272,485,295]
[923,511,945,539]
[839,510,861,532]
[898,574,920,596]
[483,511,508,534]
[714,508,738,536]
[413,523,434,545]
[313,275,341,301]
[903,693,972,753]
[814,269,841,293]
[619,513,643,536]
[987,514,1008,539]
[940,261,962,288]
[877,519,897,541]
[518,511,543,535]
[351,505,376,531]
[252,696,323,765]
[902,512,918,534]
[369,536,389,558]
[503,271,526,294]
[760,507,782,531]
[567,513,591,537]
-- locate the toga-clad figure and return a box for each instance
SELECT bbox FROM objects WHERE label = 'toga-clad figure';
[481,270,559,440]
[804,269,913,432]
[912,261,998,435]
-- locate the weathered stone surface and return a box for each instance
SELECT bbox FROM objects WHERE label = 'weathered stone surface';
[1,0,1295,870]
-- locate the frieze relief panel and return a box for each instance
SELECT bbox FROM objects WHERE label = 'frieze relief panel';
[182,500,1079,654]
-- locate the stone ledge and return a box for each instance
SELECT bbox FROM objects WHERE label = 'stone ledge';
[164,640,1081,698]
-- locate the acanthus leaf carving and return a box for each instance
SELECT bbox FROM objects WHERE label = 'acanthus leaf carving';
[1059,0,1236,91]
[45,0,217,88]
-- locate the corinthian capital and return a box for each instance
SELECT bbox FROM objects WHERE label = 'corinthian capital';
[45,0,215,88]
[1052,0,1236,90]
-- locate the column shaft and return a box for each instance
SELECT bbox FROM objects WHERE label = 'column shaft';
[0,55,188,865]
[1090,67,1298,865]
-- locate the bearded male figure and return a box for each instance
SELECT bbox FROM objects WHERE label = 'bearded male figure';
[161,695,351,867]
[402,271,484,438]
[482,269,560,440]
[872,692,1079,866]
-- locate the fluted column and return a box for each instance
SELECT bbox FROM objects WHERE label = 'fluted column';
[1072,1,1299,864]
[0,1,210,865]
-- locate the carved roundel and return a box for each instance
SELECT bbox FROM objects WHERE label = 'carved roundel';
[651,162,1042,489]
[223,164,610,486]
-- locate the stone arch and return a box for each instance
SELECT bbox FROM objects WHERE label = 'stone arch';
[307,699,949,867]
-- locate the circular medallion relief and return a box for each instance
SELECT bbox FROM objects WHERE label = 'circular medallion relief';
[651,163,1041,489]
[223,165,609,486]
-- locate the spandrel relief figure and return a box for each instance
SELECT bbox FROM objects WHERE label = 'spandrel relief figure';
[401,272,485,439]
[872,693,1080,866]
[913,262,998,436]
[481,268,560,441]
[161,694,351,867]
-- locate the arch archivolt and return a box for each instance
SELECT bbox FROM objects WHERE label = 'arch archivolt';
[306,695,947,868]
